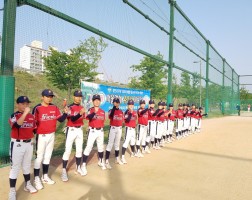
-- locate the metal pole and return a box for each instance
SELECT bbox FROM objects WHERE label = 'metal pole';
[222,59,225,115]
[231,69,234,114]
[205,41,210,114]
[200,60,202,107]
[0,0,17,160]
[167,0,175,104]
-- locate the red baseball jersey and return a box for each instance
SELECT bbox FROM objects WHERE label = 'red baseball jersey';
[176,109,184,119]
[9,112,36,139]
[137,108,148,125]
[190,109,197,119]
[148,107,156,121]
[156,110,165,122]
[108,108,123,126]
[164,110,169,120]
[86,107,105,128]
[168,110,176,121]
[66,103,85,127]
[33,104,63,134]
[124,110,137,128]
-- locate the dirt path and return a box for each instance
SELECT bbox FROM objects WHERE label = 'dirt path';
[1,116,252,200]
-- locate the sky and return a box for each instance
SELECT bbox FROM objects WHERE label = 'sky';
[0,0,251,91]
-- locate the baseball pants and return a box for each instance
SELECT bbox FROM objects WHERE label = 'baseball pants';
[168,120,175,135]
[9,139,33,179]
[122,127,136,148]
[106,126,122,152]
[164,120,169,136]
[34,132,55,169]
[147,120,156,143]
[136,124,147,146]
[156,121,165,139]
[191,118,197,132]
[197,119,202,131]
[63,127,83,160]
[84,128,104,156]
[176,119,183,133]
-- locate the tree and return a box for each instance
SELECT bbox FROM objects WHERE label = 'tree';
[129,53,168,100]
[178,72,191,100]
[43,37,107,99]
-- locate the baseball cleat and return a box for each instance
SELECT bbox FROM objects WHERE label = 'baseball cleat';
[115,159,123,165]
[81,164,88,176]
[130,153,136,158]
[8,189,16,200]
[142,149,146,154]
[105,162,112,170]
[42,175,55,185]
[24,181,37,193]
[98,161,106,170]
[34,177,44,190]
[136,152,144,158]
[145,147,151,154]
[121,157,127,164]
[61,169,69,181]
[75,166,86,176]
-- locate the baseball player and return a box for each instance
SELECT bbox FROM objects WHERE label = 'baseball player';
[167,103,176,142]
[176,103,184,140]
[8,96,37,200]
[182,103,190,137]
[105,97,124,169]
[81,94,106,175]
[136,99,149,157]
[121,99,137,164]
[190,104,197,133]
[33,89,68,190]
[196,107,207,133]
[154,101,165,149]
[162,102,169,145]
[146,100,156,150]
[61,90,86,182]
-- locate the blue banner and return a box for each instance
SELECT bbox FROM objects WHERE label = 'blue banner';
[81,81,151,112]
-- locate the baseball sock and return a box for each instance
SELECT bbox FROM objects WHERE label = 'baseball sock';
[42,164,49,175]
[162,136,166,140]
[151,141,154,147]
[23,174,30,182]
[98,152,104,163]
[63,160,68,169]
[105,150,110,161]
[9,178,17,188]
[76,157,81,168]
[158,138,161,145]
[34,168,40,177]
[122,147,126,156]
[136,145,140,152]
[82,154,88,165]
[130,145,135,153]
[145,142,149,149]
[154,138,158,146]
[142,145,145,150]
[115,150,119,158]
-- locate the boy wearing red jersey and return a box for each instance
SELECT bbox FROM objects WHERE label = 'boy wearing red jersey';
[8,96,37,200]
[176,103,184,140]
[167,103,176,142]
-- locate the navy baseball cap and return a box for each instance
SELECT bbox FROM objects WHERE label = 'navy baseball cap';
[178,103,182,107]
[149,100,155,104]
[162,102,167,106]
[158,101,163,106]
[191,104,195,107]
[113,97,120,103]
[139,99,145,104]
[183,103,186,106]
[42,89,55,97]
[16,96,31,104]
[199,107,203,110]
[187,103,190,107]
[73,90,83,97]
[92,94,101,101]
[169,103,173,107]
[127,99,134,105]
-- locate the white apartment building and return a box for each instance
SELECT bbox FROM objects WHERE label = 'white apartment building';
[19,40,52,73]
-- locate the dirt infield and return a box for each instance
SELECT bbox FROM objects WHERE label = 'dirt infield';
[1,116,252,200]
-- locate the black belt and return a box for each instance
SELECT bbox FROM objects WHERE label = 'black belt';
[90,127,102,130]
[16,139,31,143]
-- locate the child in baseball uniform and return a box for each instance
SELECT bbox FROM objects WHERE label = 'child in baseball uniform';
[136,99,148,157]
[81,94,106,175]
[105,97,124,169]
[167,103,176,142]
[61,90,86,182]
[33,89,68,190]
[154,101,165,149]
[147,100,156,150]
[8,96,37,200]
[121,99,137,164]
[176,103,184,139]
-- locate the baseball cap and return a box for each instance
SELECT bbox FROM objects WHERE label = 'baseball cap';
[158,101,163,106]
[162,102,167,106]
[92,94,101,101]
[191,103,195,107]
[41,89,55,97]
[149,100,155,104]
[187,103,190,107]
[183,103,186,106]
[169,103,173,107]
[199,107,203,110]
[73,90,83,97]
[139,99,145,104]
[113,97,120,103]
[178,103,182,107]
[16,96,31,104]
[127,99,134,105]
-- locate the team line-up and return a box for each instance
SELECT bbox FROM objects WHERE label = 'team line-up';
[8,89,207,200]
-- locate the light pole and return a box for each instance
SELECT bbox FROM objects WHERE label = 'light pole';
[193,60,202,106]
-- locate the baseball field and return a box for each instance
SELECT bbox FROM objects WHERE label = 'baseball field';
[1,115,252,200]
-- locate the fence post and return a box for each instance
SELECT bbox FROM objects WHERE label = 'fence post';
[205,40,210,114]
[167,0,175,104]
[231,69,234,113]
[222,59,225,115]
[0,0,17,161]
